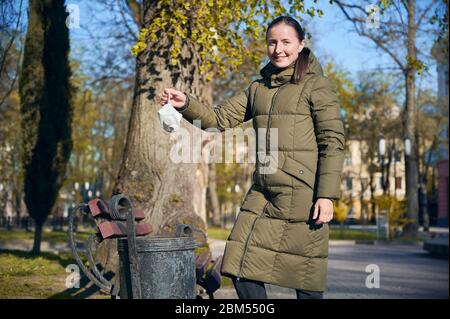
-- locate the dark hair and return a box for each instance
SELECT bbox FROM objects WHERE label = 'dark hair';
[266,16,310,84]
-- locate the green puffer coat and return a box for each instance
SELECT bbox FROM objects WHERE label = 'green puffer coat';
[178,50,345,292]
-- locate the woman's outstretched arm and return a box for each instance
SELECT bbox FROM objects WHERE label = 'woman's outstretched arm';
[159,87,251,131]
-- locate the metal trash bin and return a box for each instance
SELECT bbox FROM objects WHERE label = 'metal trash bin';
[68,194,200,299]
[118,235,197,299]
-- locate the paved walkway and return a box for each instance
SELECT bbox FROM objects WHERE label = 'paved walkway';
[211,239,449,299]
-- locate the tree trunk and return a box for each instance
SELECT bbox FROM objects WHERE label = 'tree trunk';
[393,140,398,199]
[359,180,366,225]
[358,141,367,224]
[369,170,376,222]
[208,163,221,227]
[403,0,419,237]
[32,221,42,254]
[419,180,430,232]
[114,1,211,234]
[14,186,21,226]
[20,195,29,231]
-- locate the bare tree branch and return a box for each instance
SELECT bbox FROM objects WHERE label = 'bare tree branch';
[334,0,406,72]
[417,0,438,29]
[0,0,23,78]
[401,0,409,11]
[0,43,22,108]
[392,0,408,34]
[117,0,138,40]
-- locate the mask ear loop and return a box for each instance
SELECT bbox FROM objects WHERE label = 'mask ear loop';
[168,91,172,105]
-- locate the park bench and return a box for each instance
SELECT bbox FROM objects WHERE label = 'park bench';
[69,195,224,299]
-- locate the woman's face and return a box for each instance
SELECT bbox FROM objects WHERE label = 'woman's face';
[267,23,305,69]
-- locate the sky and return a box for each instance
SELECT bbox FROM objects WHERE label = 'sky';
[66,0,441,93]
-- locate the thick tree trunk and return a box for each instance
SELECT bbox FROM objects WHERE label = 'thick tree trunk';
[403,0,419,237]
[114,1,211,234]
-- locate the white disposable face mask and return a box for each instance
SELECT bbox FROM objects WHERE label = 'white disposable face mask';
[157,93,182,132]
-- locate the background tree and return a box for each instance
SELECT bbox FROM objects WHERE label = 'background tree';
[334,0,445,236]
[19,0,72,253]
[62,61,133,203]
[0,0,26,223]
[0,0,24,109]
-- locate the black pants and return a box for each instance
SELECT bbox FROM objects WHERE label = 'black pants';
[232,276,323,299]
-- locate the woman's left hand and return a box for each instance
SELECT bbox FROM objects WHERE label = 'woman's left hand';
[312,198,334,225]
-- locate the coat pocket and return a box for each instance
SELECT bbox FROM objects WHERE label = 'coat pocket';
[239,184,268,215]
[281,156,316,189]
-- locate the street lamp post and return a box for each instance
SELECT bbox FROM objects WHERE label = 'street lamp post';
[83,181,90,202]
[378,138,389,240]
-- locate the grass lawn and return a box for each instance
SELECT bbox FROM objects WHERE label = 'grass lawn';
[0,249,109,299]
[329,227,378,240]
[206,227,232,241]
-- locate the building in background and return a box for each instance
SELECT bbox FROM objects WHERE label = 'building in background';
[341,139,406,222]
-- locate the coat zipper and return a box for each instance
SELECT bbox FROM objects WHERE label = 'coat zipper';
[236,201,269,281]
[237,85,279,280]
[263,86,282,185]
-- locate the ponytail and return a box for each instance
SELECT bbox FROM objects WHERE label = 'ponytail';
[293,47,310,84]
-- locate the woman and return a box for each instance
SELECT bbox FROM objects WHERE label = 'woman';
[159,16,345,299]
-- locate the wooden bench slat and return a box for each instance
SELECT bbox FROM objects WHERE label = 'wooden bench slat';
[98,221,152,239]
[88,199,145,221]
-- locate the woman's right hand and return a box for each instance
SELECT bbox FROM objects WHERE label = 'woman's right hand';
[159,88,187,108]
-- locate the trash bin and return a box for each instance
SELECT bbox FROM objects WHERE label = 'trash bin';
[118,235,197,299]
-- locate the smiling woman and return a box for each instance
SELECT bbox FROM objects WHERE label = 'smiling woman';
[266,16,309,84]
[159,15,345,300]
[267,19,304,67]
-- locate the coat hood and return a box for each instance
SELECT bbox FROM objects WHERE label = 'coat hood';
[260,48,324,87]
